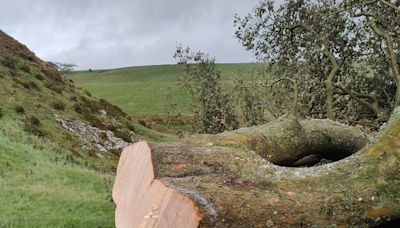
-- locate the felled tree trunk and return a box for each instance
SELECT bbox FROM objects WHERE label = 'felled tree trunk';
[113,109,400,227]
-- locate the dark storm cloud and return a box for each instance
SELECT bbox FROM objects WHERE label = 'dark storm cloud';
[1,0,258,69]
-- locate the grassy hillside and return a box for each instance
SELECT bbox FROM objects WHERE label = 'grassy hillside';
[67,63,262,115]
[0,30,147,226]
[0,117,114,227]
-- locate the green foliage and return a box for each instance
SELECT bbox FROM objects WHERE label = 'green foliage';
[174,46,239,133]
[14,105,25,114]
[44,81,64,93]
[21,80,39,91]
[85,89,92,97]
[24,116,45,137]
[34,73,45,81]
[0,107,3,119]
[74,103,83,114]
[234,0,400,126]
[113,129,132,143]
[233,69,266,126]
[99,98,126,117]
[2,55,17,69]
[19,62,31,73]
[52,101,66,111]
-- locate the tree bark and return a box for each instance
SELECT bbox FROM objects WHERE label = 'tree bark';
[323,49,339,120]
[114,108,400,227]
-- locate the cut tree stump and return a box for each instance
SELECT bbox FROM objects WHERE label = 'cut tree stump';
[113,142,202,228]
[113,108,400,227]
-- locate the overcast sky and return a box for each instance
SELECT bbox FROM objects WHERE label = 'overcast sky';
[1,0,259,70]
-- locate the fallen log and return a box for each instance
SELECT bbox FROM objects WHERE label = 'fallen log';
[113,108,400,227]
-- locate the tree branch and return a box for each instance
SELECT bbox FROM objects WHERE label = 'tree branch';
[379,0,400,12]
[334,83,380,116]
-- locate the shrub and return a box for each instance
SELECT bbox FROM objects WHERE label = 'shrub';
[99,99,126,117]
[84,90,92,97]
[41,66,62,83]
[2,55,17,69]
[126,123,135,132]
[233,71,266,126]
[21,81,39,91]
[0,108,3,119]
[24,116,45,137]
[34,73,45,81]
[73,103,82,114]
[174,46,238,133]
[113,130,132,142]
[45,82,64,93]
[15,105,25,114]
[19,63,31,73]
[100,132,108,140]
[28,116,41,126]
[107,125,117,132]
[80,96,90,105]
[83,112,107,129]
[52,101,65,111]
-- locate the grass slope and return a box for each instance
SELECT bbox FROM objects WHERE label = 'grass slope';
[67,63,262,115]
[0,30,144,226]
[0,117,114,227]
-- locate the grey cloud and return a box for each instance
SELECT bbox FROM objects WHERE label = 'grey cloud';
[1,0,258,70]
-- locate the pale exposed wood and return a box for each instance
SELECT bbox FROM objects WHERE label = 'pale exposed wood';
[113,142,201,228]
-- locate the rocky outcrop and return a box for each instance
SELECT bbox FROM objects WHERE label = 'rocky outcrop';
[55,114,137,154]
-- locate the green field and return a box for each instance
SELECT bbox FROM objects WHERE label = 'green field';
[66,63,262,115]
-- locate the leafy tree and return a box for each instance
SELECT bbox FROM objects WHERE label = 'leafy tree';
[235,0,358,120]
[48,62,77,73]
[344,0,400,107]
[233,68,266,126]
[234,0,399,126]
[174,46,238,133]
